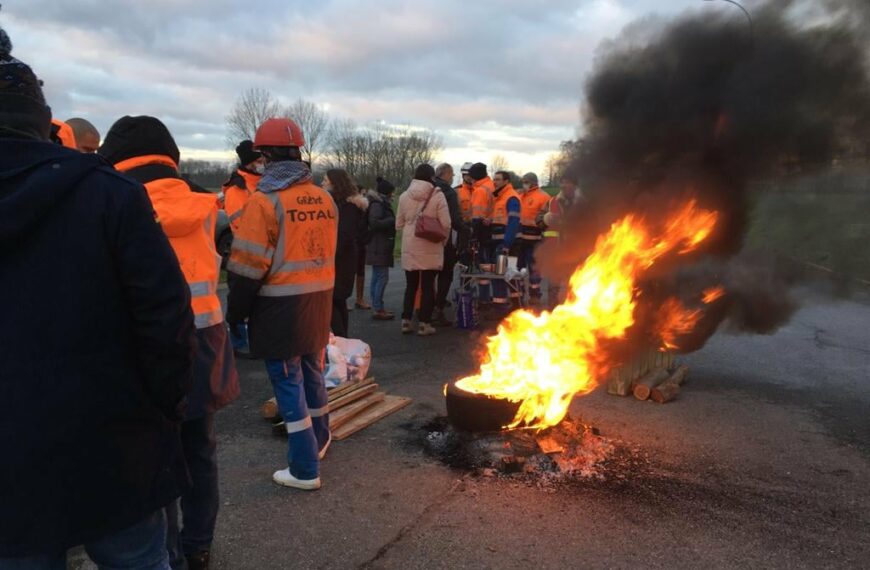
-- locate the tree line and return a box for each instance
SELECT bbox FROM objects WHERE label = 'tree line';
[223,88,442,190]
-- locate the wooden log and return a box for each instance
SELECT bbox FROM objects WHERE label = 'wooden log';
[333,395,412,441]
[632,367,670,401]
[651,383,681,403]
[651,365,689,404]
[329,392,386,430]
[261,398,279,420]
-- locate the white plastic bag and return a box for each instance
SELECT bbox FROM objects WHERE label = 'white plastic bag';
[330,336,372,382]
[323,343,348,388]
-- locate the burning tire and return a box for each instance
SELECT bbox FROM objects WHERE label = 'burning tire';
[445,381,521,433]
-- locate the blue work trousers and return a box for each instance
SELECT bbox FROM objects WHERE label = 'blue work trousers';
[369,265,390,312]
[229,322,248,351]
[265,354,330,480]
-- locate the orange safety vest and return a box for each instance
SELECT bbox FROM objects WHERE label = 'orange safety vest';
[490,184,520,241]
[520,186,551,241]
[228,179,337,298]
[50,119,77,149]
[223,169,261,231]
[115,155,224,329]
[456,183,473,222]
[471,177,494,221]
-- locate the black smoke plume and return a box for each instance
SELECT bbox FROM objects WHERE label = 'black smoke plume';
[539,0,870,353]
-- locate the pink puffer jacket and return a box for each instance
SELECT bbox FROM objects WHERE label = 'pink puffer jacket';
[395,179,451,271]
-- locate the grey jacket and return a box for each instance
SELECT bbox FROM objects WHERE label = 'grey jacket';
[365,189,396,267]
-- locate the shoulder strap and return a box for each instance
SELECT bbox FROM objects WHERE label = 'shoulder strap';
[419,186,438,215]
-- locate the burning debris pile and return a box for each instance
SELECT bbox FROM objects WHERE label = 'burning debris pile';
[445,0,870,434]
[421,416,618,483]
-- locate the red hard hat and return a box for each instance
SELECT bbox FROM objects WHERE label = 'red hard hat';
[254,117,306,149]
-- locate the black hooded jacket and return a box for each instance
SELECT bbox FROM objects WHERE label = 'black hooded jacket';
[0,139,195,556]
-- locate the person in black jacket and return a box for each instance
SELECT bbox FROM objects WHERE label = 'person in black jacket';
[323,168,368,338]
[366,177,397,320]
[0,26,195,567]
[433,163,471,325]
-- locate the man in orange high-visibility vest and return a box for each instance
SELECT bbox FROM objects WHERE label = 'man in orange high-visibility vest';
[518,172,551,304]
[101,115,239,570]
[226,118,338,492]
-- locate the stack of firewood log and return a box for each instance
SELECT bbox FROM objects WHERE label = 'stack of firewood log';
[606,349,689,403]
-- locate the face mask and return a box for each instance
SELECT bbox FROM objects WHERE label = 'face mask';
[522,183,531,191]
[252,163,266,175]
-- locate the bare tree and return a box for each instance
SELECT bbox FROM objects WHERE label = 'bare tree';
[324,122,442,189]
[544,154,561,186]
[285,98,331,166]
[490,153,510,174]
[226,88,280,148]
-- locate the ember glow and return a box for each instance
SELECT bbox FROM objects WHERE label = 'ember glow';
[455,199,719,430]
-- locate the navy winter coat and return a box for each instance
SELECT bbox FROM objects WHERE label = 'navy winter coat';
[0,139,195,557]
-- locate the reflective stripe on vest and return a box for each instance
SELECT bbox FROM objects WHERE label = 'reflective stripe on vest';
[232,237,275,260]
[120,157,223,330]
[519,187,550,242]
[258,279,336,297]
[229,182,338,297]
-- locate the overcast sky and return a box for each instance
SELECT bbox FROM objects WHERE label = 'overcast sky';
[4,0,722,175]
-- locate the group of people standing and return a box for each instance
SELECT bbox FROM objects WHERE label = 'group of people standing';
[0,19,582,569]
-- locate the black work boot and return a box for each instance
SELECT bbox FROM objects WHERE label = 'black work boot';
[185,551,210,570]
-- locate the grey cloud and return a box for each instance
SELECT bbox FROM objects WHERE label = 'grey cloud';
[3,0,703,161]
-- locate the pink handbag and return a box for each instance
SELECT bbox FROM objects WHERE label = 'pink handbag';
[414,187,448,243]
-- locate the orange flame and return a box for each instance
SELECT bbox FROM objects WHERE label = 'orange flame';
[454,200,718,430]
[702,286,726,304]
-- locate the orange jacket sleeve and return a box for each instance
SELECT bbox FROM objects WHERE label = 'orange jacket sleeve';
[227,193,277,281]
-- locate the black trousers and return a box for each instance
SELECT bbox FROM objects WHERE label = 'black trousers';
[331,297,349,338]
[402,270,438,324]
[435,243,458,310]
[166,414,219,565]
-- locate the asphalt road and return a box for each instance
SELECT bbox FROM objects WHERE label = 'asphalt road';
[73,272,870,569]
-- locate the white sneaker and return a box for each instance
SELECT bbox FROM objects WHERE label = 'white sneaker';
[401,319,413,334]
[318,433,332,460]
[272,468,321,490]
[418,323,437,336]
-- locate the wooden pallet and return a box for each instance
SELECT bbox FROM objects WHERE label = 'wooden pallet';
[261,377,375,420]
[268,377,411,438]
[333,395,413,441]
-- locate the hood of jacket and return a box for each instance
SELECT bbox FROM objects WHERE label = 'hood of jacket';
[0,139,106,247]
[366,188,386,203]
[347,192,369,211]
[405,179,436,202]
[114,154,216,239]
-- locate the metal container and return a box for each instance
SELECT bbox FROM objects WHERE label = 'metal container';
[495,254,509,275]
